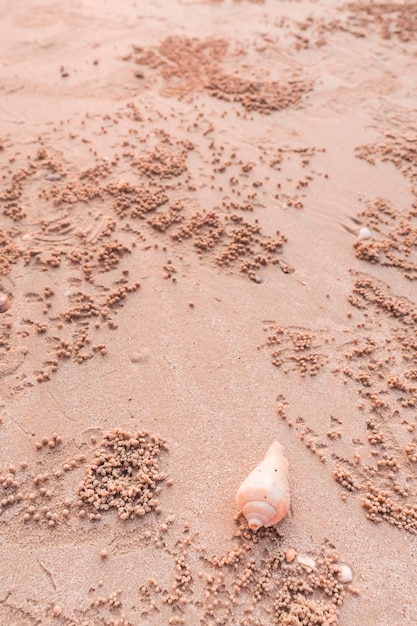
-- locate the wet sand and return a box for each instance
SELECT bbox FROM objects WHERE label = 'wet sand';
[0,0,417,624]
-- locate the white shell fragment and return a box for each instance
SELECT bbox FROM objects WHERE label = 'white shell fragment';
[338,564,353,583]
[358,227,372,240]
[236,440,290,531]
[297,554,316,570]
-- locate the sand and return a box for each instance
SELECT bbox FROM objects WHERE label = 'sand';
[0,0,416,624]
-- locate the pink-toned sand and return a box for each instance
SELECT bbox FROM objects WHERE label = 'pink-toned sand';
[0,1,417,624]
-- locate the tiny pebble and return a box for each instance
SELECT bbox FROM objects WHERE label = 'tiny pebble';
[339,563,353,583]
[0,293,10,313]
[358,227,372,240]
[285,548,297,563]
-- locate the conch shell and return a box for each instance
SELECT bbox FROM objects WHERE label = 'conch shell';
[236,440,290,531]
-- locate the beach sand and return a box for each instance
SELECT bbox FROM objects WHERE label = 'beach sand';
[0,0,416,624]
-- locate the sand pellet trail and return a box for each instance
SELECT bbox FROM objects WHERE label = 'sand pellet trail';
[0,0,416,624]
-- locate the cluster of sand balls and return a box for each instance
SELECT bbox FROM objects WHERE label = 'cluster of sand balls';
[352,197,417,279]
[269,552,346,625]
[62,294,101,323]
[343,2,417,42]
[361,483,417,533]
[206,71,311,114]
[171,210,225,247]
[92,589,122,610]
[129,35,228,97]
[35,432,63,450]
[77,429,170,521]
[0,231,20,275]
[95,241,131,273]
[148,200,184,233]
[106,181,168,219]
[167,210,287,280]
[130,35,311,114]
[291,1,417,49]
[265,326,325,376]
[104,282,140,308]
[332,465,358,492]
[133,146,188,178]
[136,515,352,625]
[0,467,23,514]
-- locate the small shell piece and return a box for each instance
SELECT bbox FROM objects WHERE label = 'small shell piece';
[0,293,10,313]
[338,564,353,583]
[297,554,316,570]
[236,440,290,531]
[358,227,372,240]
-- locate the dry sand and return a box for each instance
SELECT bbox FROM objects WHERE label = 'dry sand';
[0,0,417,624]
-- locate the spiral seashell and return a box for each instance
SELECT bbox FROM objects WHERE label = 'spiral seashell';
[236,440,290,531]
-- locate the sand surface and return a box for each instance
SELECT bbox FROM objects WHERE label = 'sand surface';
[0,0,417,624]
